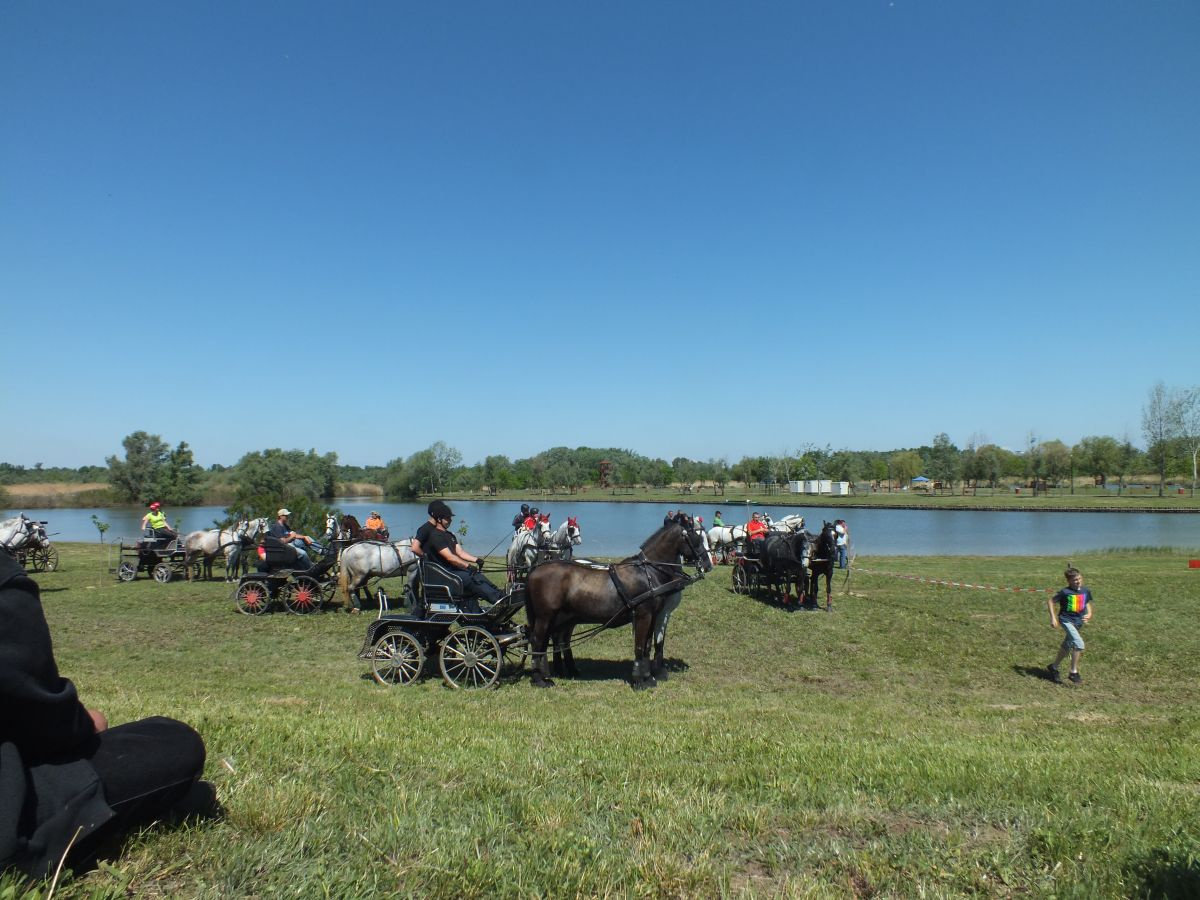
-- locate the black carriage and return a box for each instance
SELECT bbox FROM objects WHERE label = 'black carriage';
[358,558,527,689]
[11,522,59,573]
[232,538,340,615]
[730,539,810,607]
[116,535,190,583]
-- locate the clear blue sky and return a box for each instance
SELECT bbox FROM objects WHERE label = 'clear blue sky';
[3,1,1197,469]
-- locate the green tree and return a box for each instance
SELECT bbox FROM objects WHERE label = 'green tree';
[1177,386,1200,497]
[232,449,337,503]
[157,441,205,505]
[106,431,171,503]
[1037,440,1072,488]
[890,450,923,487]
[1073,435,1121,487]
[925,433,961,492]
[1142,382,1179,497]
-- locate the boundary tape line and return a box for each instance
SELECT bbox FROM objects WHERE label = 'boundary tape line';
[853,567,1053,594]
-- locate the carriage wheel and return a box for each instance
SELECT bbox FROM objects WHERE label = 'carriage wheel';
[117,561,137,582]
[500,632,529,676]
[371,630,425,686]
[30,545,59,572]
[283,576,323,614]
[153,562,173,584]
[439,626,502,690]
[235,581,272,616]
[731,564,746,593]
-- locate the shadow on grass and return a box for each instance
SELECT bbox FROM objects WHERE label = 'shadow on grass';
[560,657,690,683]
[1127,846,1200,898]
[1012,664,1061,683]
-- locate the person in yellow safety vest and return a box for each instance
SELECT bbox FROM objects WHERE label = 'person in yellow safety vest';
[140,501,177,545]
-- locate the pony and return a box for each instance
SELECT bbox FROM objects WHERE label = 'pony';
[805,521,839,611]
[0,514,49,556]
[505,515,553,580]
[340,514,388,543]
[337,539,419,608]
[183,518,268,581]
[525,516,712,690]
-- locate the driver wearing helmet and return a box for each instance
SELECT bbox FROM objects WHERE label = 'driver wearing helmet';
[140,502,177,546]
[523,507,541,531]
[415,500,503,614]
[512,503,531,531]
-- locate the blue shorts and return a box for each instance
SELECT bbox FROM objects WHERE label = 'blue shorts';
[1059,615,1085,651]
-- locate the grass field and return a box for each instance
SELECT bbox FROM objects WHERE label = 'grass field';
[4,544,1198,898]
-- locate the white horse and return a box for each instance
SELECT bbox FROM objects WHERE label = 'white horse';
[337,539,418,608]
[546,517,583,556]
[706,524,745,563]
[770,514,806,533]
[0,514,48,554]
[183,518,268,581]
[506,516,554,579]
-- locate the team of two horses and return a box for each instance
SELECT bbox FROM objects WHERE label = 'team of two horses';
[745,519,838,610]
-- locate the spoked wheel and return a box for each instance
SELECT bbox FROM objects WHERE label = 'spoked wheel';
[732,563,749,594]
[30,545,59,572]
[235,580,273,616]
[153,562,173,584]
[283,576,324,614]
[500,631,529,676]
[117,561,137,582]
[439,625,502,689]
[371,630,425,686]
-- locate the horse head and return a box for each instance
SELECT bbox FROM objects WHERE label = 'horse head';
[566,516,581,545]
[650,515,711,574]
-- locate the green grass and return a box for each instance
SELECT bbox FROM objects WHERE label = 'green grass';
[4,546,1199,898]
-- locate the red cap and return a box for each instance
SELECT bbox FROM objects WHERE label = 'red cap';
[149,502,161,510]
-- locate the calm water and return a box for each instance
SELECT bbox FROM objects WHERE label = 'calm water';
[7,500,1200,556]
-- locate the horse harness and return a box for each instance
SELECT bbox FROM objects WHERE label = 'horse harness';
[607,552,699,610]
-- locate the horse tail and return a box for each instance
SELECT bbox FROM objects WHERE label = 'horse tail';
[337,563,351,608]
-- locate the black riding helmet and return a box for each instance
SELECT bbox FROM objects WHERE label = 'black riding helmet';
[520,503,530,515]
[428,499,454,520]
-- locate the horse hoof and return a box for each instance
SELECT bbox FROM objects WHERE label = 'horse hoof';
[631,677,657,691]
[532,678,555,688]
[651,667,670,682]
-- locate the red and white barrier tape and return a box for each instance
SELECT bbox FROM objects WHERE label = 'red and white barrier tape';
[853,567,1053,594]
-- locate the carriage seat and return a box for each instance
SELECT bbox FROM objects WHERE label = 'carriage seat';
[257,536,309,573]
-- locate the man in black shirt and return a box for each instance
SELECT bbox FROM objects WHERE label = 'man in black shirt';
[416,500,503,614]
[1,554,210,879]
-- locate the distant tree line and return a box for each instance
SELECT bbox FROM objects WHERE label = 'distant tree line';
[6,382,1199,504]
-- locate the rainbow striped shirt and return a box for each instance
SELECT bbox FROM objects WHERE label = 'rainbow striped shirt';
[1057,588,1090,616]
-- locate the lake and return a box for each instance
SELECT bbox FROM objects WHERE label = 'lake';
[7,500,1200,556]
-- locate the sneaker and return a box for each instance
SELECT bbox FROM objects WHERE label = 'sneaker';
[1048,663,1063,684]
[1068,672,1082,684]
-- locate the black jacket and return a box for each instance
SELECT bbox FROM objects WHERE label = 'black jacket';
[1,553,113,876]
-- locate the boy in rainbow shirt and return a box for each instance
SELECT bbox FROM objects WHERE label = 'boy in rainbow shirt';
[1047,567,1094,684]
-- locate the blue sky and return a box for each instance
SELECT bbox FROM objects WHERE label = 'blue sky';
[3,1,1197,469]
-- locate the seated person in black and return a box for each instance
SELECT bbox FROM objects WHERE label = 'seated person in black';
[0,553,212,879]
[418,500,502,614]
[511,504,531,531]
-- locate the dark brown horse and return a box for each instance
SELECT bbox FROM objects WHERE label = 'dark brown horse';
[805,521,838,611]
[525,518,712,690]
[340,514,388,544]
